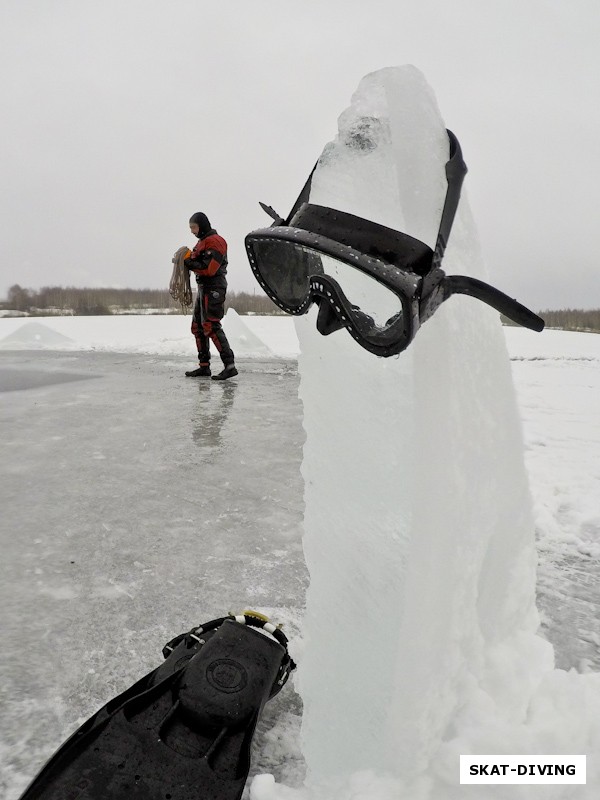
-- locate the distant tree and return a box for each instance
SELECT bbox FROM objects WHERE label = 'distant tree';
[539,308,600,333]
[78,303,112,316]
[225,290,283,315]
[7,284,31,311]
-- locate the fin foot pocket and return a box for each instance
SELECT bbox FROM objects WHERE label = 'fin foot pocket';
[18,614,295,800]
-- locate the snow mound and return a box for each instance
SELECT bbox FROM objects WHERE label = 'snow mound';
[222,308,274,358]
[0,312,285,358]
[0,321,75,350]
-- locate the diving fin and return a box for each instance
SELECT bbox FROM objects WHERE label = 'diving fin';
[18,613,295,800]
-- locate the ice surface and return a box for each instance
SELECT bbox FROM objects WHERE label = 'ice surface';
[0,349,307,798]
[1,320,600,799]
[288,66,600,798]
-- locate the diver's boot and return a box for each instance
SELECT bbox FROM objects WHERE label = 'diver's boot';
[185,366,212,377]
[211,364,238,381]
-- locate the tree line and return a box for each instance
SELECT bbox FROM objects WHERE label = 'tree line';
[502,308,600,333]
[2,284,282,316]
[2,285,600,330]
[538,308,600,333]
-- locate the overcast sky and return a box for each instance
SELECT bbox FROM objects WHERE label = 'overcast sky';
[1,0,599,310]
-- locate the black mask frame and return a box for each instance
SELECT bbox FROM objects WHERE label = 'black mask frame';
[245,130,544,357]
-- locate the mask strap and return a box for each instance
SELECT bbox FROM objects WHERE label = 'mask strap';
[284,162,319,225]
[443,275,544,331]
[432,130,468,270]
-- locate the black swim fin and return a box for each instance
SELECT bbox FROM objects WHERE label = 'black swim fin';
[18,612,295,800]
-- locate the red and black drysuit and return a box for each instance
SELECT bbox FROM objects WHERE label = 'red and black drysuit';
[184,228,234,368]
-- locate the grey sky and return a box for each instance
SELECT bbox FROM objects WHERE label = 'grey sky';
[1,0,599,310]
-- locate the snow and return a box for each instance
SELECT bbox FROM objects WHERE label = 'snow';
[0,308,297,359]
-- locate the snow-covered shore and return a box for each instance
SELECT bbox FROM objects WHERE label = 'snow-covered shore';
[0,310,300,360]
[2,312,599,362]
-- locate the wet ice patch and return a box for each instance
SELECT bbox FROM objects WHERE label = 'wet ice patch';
[0,368,97,393]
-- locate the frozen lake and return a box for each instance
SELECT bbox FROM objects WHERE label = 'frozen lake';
[0,350,307,796]
[1,319,600,797]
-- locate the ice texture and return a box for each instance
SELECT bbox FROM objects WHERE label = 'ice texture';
[293,66,600,796]
[312,66,448,246]
[0,349,307,799]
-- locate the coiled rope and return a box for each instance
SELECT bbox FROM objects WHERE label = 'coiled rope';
[169,246,193,312]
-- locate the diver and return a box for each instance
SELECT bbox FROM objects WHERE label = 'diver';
[184,212,238,381]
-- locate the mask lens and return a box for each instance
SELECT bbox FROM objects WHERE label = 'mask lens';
[248,236,405,333]
[318,253,403,331]
[247,238,324,308]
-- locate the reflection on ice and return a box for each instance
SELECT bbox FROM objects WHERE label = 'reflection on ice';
[191,381,236,450]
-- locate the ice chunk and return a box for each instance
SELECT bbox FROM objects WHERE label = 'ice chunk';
[295,65,552,787]
[311,65,449,247]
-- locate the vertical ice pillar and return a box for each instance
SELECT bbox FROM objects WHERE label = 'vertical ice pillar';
[296,66,546,784]
[296,318,416,777]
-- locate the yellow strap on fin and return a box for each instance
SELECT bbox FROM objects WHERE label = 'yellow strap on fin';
[242,609,270,623]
